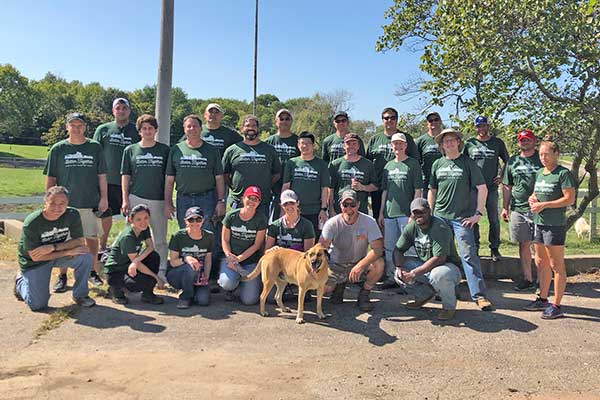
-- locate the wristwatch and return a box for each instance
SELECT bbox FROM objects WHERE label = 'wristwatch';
[218,198,226,203]
[475,210,484,217]
[320,207,327,212]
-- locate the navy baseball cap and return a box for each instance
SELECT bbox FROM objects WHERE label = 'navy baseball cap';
[184,206,204,220]
[474,116,488,126]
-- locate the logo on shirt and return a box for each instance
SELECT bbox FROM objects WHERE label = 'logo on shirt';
[330,143,345,159]
[424,144,441,155]
[40,227,71,244]
[203,134,224,149]
[179,154,208,168]
[388,167,408,183]
[278,233,303,251]
[239,150,267,163]
[534,180,557,194]
[414,234,432,256]
[469,145,497,168]
[340,166,365,182]
[513,164,538,176]
[375,143,393,159]
[135,153,164,167]
[64,152,94,168]
[437,165,464,180]
[231,224,257,241]
[272,143,297,158]
[293,166,319,182]
[180,244,207,259]
[108,133,134,148]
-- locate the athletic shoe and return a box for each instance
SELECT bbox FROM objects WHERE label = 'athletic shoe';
[476,296,493,311]
[437,309,456,321]
[524,297,550,311]
[52,274,67,293]
[377,280,399,290]
[74,296,96,307]
[89,271,104,286]
[141,292,164,305]
[491,248,502,262]
[177,299,191,309]
[357,288,374,312]
[514,279,535,291]
[109,286,128,304]
[97,247,111,261]
[14,274,23,302]
[541,304,564,319]
[224,290,235,302]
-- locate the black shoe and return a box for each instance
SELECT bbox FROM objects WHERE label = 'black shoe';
[357,288,375,312]
[14,275,23,302]
[141,292,164,305]
[329,284,345,304]
[210,281,221,294]
[377,280,399,290]
[98,247,111,261]
[491,248,502,262]
[514,279,535,291]
[52,274,67,293]
[89,271,104,286]
[224,290,235,302]
[109,286,128,305]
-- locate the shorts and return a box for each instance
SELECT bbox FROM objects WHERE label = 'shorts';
[510,210,534,243]
[327,261,369,287]
[534,224,566,246]
[99,184,123,217]
[77,208,104,238]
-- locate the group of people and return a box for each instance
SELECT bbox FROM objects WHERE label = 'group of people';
[14,98,575,320]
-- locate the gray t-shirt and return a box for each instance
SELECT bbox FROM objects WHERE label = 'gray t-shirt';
[321,212,382,265]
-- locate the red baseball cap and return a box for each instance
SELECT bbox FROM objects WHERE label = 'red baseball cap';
[517,129,535,141]
[243,186,262,200]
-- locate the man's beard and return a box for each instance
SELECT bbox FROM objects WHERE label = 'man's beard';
[244,130,258,141]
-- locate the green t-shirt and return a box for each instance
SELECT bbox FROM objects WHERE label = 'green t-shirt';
[395,217,461,266]
[415,134,442,185]
[43,139,107,209]
[121,142,171,200]
[168,229,214,269]
[18,208,84,273]
[264,133,300,194]
[223,209,268,265]
[464,136,509,187]
[222,141,282,207]
[329,156,376,214]
[166,141,223,195]
[502,153,543,213]
[282,156,330,215]
[366,132,419,182]
[201,125,243,158]
[93,121,140,186]
[381,157,424,218]
[429,154,485,220]
[267,216,315,251]
[532,165,575,226]
[104,225,151,273]
[321,133,366,163]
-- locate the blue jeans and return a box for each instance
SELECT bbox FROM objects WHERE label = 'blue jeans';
[439,217,487,300]
[16,254,92,311]
[166,263,210,305]
[217,259,261,305]
[395,258,461,310]
[383,216,410,281]
[472,186,501,250]
[176,190,217,231]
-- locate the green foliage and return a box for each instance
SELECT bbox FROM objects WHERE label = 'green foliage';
[0,64,36,137]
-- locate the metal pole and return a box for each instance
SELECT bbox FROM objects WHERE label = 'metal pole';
[155,0,174,145]
[253,0,258,115]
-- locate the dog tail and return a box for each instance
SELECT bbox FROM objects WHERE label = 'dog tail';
[241,259,262,281]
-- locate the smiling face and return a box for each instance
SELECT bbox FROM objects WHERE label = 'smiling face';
[298,137,314,156]
[184,117,202,141]
[113,103,131,124]
[242,117,259,141]
[391,139,407,157]
[275,112,292,133]
[129,209,150,232]
[65,119,86,138]
[539,142,559,168]
[139,122,156,141]
[43,192,69,221]
[382,111,398,131]
[343,139,359,157]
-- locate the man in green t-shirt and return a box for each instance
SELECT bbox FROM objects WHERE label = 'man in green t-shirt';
[93,98,140,258]
[393,198,462,320]
[329,134,377,215]
[201,103,243,158]
[367,107,419,219]
[321,111,366,163]
[265,109,300,218]
[501,129,543,291]
[428,128,493,311]
[415,111,443,197]
[222,115,281,218]
[15,186,95,311]
[282,131,330,236]
[44,112,108,292]
[464,116,509,261]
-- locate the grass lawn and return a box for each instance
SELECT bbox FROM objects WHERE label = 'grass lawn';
[0,167,45,197]
[0,144,48,159]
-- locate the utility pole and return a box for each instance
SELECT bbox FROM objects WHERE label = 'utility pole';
[253,0,258,115]
[155,0,174,145]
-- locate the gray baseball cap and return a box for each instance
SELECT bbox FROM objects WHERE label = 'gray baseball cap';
[410,198,430,213]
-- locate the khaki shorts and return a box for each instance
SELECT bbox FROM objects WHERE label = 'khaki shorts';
[77,208,103,238]
[327,262,369,287]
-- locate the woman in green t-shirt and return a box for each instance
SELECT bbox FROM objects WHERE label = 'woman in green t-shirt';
[167,206,214,309]
[266,189,316,252]
[104,204,166,305]
[524,137,575,319]
[218,186,268,305]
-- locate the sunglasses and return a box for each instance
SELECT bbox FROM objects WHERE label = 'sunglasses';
[334,118,348,123]
[411,210,427,216]
[427,117,441,123]
[279,117,291,121]
[382,116,397,121]
[186,216,204,223]
[342,201,358,208]
[208,109,221,114]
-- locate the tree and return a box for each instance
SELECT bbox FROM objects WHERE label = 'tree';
[377,0,599,227]
[0,64,36,137]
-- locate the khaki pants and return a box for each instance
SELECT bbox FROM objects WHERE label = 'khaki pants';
[129,194,168,273]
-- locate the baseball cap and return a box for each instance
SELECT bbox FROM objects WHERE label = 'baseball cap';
[275,109,292,119]
[344,133,360,143]
[280,189,298,204]
[426,111,441,120]
[333,111,349,120]
[340,190,358,203]
[474,116,488,126]
[435,127,463,146]
[66,112,86,123]
[517,129,535,141]
[391,132,407,142]
[410,198,430,213]
[243,186,262,201]
[205,103,223,113]
[112,98,130,108]
[184,206,204,220]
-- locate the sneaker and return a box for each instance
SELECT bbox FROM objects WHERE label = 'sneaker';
[89,271,104,286]
[52,274,68,293]
[224,290,236,302]
[14,275,23,302]
[405,293,435,310]
[524,296,550,311]
[98,247,110,261]
[329,284,345,304]
[109,286,128,305]
[74,296,96,307]
[210,281,221,294]
[491,248,502,262]
[437,309,456,321]
[541,304,564,319]
[377,280,399,290]
[141,292,164,305]
[476,296,493,311]
[514,279,535,292]
[177,299,191,309]
[357,288,374,312]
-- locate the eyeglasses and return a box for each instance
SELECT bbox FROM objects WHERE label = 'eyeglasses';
[186,216,204,223]
[334,118,348,124]
[342,201,357,208]
[427,117,441,123]
[382,116,397,121]
[279,117,291,121]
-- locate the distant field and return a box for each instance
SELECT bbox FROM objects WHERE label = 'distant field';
[0,167,45,197]
[0,144,48,159]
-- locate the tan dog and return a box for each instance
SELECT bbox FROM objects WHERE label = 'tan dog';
[243,243,330,324]
[575,217,591,239]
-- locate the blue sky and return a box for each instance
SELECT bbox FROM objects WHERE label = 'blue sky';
[1,0,452,123]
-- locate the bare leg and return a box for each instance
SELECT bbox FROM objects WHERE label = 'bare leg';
[547,245,566,305]
[534,243,552,299]
[86,237,101,274]
[100,217,112,249]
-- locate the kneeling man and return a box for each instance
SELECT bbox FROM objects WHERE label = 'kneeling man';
[319,190,384,311]
[15,186,95,311]
[393,198,461,320]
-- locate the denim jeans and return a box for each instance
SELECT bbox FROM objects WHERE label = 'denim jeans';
[16,254,92,311]
[176,190,217,231]
[217,259,261,305]
[383,216,410,281]
[439,217,487,300]
[394,257,461,310]
[167,263,210,305]
[471,186,500,250]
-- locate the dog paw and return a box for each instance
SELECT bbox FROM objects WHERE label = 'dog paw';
[317,312,327,320]
[261,311,270,317]
[295,318,305,324]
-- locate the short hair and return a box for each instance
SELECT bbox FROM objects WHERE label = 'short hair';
[129,204,151,218]
[183,114,203,127]
[540,135,560,153]
[381,107,398,118]
[241,114,260,130]
[135,114,158,132]
[45,186,69,200]
[298,131,315,143]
